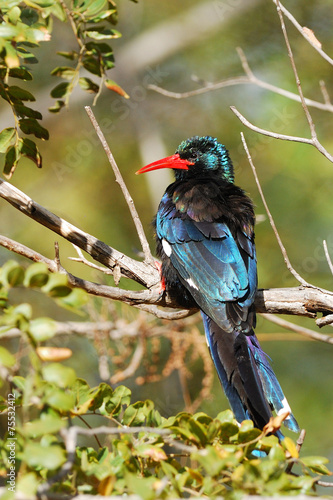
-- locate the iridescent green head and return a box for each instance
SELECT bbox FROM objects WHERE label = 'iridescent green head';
[175,136,234,183]
[136,135,234,183]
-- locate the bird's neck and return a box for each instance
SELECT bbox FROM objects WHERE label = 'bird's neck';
[165,177,255,228]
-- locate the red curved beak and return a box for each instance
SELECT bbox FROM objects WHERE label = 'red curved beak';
[136,154,193,174]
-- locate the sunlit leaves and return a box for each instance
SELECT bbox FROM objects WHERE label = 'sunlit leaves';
[0,128,16,153]
[0,0,124,176]
[1,361,330,499]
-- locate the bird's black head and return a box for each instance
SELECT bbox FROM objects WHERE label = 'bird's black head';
[175,136,234,183]
[136,135,234,184]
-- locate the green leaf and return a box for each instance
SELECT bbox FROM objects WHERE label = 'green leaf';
[19,137,42,168]
[122,400,154,426]
[7,6,21,24]
[78,77,99,94]
[0,128,16,153]
[8,85,35,101]
[24,262,49,287]
[1,260,24,286]
[82,56,101,76]
[42,273,71,297]
[48,100,65,113]
[85,28,121,40]
[79,0,107,18]
[105,385,131,416]
[105,79,129,98]
[29,317,57,342]
[58,288,88,311]
[4,44,20,69]
[19,118,49,140]
[281,436,298,458]
[22,443,66,470]
[56,51,78,60]
[13,302,32,320]
[42,363,76,388]
[302,456,332,475]
[0,346,16,367]
[16,472,39,497]
[16,47,38,64]
[23,413,66,437]
[9,67,33,80]
[14,103,42,119]
[20,8,39,26]
[12,375,26,391]
[3,145,19,178]
[50,66,76,80]
[44,386,75,411]
[50,82,71,98]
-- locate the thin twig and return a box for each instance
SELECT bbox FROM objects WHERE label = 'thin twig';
[323,240,333,276]
[272,0,333,67]
[84,106,155,267]
[240,133,310,286]
[110,337,145,384]
[148,47,333,113]
[275,0,316,139]
[319,80,331,106]
[231,107,333,163]
[69,245,114,275]
[261,313,333,345]
[316,314,333,328]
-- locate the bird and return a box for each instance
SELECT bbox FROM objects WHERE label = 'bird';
[136,135,299,434]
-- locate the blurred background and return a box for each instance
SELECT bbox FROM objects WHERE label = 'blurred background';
[1,0,333,461]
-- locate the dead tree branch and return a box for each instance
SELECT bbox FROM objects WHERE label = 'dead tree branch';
[240,132,309,286]
[148,47,333,113]
[84,106,155,267]
[0,178,158,289]
[272,0,333,66]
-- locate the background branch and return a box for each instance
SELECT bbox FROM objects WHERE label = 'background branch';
[85,106,155,267]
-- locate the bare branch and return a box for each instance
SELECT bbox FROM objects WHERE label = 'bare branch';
[110,337,145,384]
[261,313,333,345]
[0,234,158,305]
[148,47,333,113]
[231,107,333,163]
[316,314,333,328]
[69,245,114,275]
[2,234,333,325]
[272,0,333,66]
[240,133,309,286]
[323,240,333,276]
[85,106,155,267]
[0,178,159,289]
[275,0,316,139]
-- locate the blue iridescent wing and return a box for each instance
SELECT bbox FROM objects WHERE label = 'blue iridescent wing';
[156,201,256,332]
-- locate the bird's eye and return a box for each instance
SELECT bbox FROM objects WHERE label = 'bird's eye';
[188,151,198,162]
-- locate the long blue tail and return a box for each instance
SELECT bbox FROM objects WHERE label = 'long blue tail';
[202,312,299,432]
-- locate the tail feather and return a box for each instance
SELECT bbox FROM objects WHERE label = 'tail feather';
[202,312,299,433]
[249,336,299,432]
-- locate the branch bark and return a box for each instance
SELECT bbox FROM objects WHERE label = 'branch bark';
[0,178,159,289]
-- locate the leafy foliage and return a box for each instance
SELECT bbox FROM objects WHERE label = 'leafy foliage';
[0,362,331,498]
[0,0,130,177]
[0,260,87,340]
[0,261,331,497]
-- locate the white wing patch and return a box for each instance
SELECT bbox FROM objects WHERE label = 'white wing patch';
[162,239,172,257]
[185,277,199,290]
[277,397,292,420]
